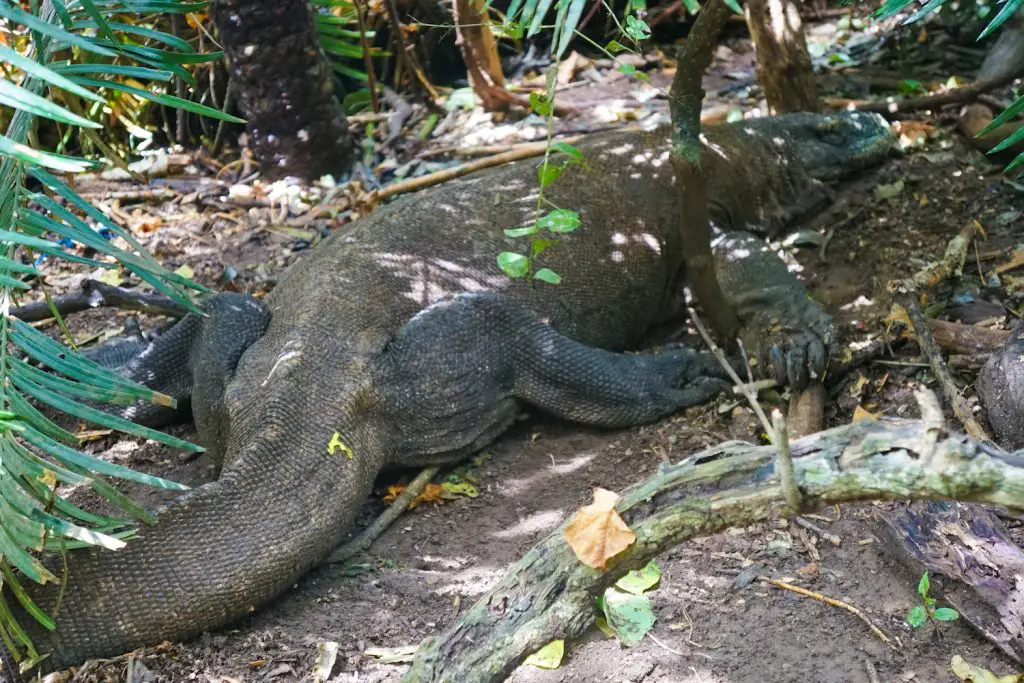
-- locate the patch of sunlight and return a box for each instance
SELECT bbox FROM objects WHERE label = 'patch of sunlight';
[606,142,636,156]
[434,567,505,599]
[491,509,566,540]
[678,668,730,683]
[840,295,874,311]
[371,252,507,306]
[611,250,625,263]
[705,140,729,159]
[612,232,628,245]
[500,450,600,499]
[635,233,661,253]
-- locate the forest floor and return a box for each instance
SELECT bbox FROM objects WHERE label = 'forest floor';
[35,12,1024,683]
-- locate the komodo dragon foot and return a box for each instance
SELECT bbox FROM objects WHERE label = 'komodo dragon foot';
[712,230,835,389]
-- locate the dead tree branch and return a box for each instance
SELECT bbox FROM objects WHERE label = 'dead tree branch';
[403,392,1022,682]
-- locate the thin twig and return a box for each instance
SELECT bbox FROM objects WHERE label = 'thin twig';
[324,466,440,565]
[792,515,841,546]
[690,309,800,515]
[898,293,990,441]
[758,577,897,649]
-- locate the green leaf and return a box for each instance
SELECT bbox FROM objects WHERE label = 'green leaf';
[19,426,188,491]
[529,91,553,117]
[618,63,637,76]
[497,252,530,278]
[530,238,557,257]
[551,142,583,164]
[624,14,651,41]
[907,604,927,628]
[681,0,700,13]
[537,208,580,233]
[979,0,1023,38]
[917,571,930,597]
[11,373,202,453]
[71,77,246,123]
[524,639,564,668]
[605,40,629,54]
[505,224,539,238]
[615,560,661,595]
[0,3,117,58]
[54,63,174,81]
[0,46,104,103]
[981,94,1024,135]
[0,135,94,173]
[722,0,743,13]
[602,588,656,646]
[537,162,564,188]
[932,607,959,622]
[533,268,561,284]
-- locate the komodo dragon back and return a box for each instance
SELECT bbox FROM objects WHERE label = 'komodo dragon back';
[0,111,894,679]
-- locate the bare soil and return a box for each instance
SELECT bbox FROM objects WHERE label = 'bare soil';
[39,30,1024,683]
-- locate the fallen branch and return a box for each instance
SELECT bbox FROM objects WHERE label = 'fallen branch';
[324,466,440,566]
[12,280,188,322]
[889,220,981,293]
[898,293,990,441]
[896,314,1010,355]
[402,391,1020,683]
[827,66,1024,115]
[375,144,564,201]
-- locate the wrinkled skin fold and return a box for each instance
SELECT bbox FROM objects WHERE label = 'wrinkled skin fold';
[0,111,895,679]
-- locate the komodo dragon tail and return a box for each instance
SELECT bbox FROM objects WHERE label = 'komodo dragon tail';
[0,295,385,678]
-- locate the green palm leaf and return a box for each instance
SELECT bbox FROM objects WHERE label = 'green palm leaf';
[0,0,251,663]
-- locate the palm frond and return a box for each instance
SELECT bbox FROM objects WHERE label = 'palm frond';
[0,0,246,663]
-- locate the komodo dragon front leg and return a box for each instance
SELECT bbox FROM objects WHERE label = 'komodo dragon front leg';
[711,228,834,389]
[377,291,733,467]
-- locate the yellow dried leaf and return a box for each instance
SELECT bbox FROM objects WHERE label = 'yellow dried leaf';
[852,405,878,423]
[563,488,636,569]
[99,269,124,287]
[950,655,1023,682]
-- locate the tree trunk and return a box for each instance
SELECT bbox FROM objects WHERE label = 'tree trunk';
[211,0,355,181]
[744,0,820,114]
[453,0,511,111]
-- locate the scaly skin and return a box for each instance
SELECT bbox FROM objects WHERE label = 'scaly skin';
[0,112,894,679]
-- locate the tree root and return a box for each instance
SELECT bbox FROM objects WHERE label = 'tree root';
[324,466,441,566]
[402,392,1020,682]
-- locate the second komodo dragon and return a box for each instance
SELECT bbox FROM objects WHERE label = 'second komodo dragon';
[3,111,895,678]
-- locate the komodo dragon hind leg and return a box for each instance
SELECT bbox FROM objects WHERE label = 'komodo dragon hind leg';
[79,293,271,454]
[379,292,731,467]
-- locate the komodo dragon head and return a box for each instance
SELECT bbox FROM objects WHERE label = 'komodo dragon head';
[744,110,896,181]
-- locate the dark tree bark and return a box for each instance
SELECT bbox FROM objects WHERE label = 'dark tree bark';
[669,0,740,344]
[744,0,820,114]
[211,0,355,181]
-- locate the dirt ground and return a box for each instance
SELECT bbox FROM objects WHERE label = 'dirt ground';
[34,23,1024,683]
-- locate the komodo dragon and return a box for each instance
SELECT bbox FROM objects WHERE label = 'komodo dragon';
[1,111,894,678]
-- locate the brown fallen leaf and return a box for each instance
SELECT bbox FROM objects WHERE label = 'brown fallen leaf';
[563,488,636,569]
[383,482,444,508]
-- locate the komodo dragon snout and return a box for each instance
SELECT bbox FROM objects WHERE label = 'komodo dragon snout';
[0,111,895,680]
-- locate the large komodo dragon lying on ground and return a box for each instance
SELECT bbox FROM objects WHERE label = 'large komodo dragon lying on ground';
[1,111,894,679]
